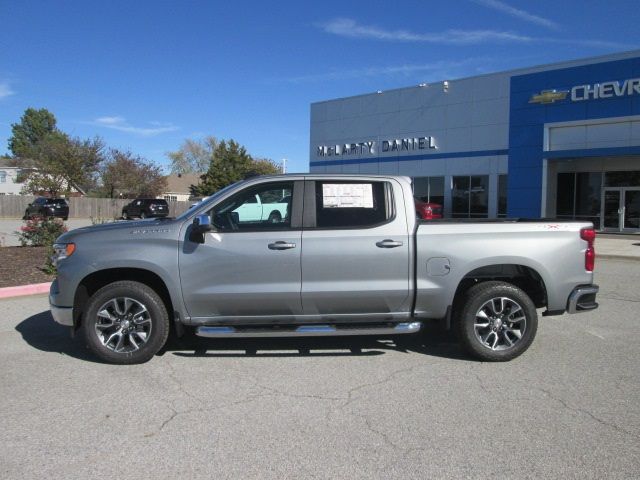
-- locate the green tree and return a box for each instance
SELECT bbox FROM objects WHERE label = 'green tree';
[192,140,282,196]
[98,149,167,198]
[246,157,282,177]
[19,133,105,196]
[8,108,57,158]
[166,136,217,174]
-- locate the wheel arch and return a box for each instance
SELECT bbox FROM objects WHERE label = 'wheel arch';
[452,264,548,311]
[73,268,177,330]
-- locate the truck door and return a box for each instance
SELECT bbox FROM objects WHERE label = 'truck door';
[179,181,303,321]
[300,179,411,317]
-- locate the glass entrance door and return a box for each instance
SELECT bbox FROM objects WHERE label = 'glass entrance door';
[624,189,640,231]
[601,188,640,232]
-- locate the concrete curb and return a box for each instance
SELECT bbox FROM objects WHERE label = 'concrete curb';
[0,282,51,300]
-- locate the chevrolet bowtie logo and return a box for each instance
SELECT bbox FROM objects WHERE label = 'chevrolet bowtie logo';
[529,89,568,104]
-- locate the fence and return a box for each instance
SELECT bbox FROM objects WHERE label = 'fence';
[0,195,192,219]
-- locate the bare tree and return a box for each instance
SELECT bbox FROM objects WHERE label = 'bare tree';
[98,149,167,198]
[166,136,217,174]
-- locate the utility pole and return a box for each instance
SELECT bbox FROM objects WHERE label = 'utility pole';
[281,158,287,174]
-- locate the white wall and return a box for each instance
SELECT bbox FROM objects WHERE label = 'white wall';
[0,168,23,195]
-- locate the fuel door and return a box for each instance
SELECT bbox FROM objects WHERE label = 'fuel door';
[427,257,451,276]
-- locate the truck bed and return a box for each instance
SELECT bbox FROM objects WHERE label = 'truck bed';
[414,220,594,319]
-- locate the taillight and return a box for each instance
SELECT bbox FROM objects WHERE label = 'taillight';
[580,228,596,272]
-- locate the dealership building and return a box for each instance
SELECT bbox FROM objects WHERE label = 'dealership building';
[309,50,640,233]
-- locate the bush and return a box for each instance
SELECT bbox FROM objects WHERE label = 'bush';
[17,217,68,274]
[18,217,67,247]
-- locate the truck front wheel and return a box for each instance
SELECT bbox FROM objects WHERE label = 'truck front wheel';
[81,281,169,364]
[456,281,538,361]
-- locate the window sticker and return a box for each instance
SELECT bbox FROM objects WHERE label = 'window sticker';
[322,183,374,208]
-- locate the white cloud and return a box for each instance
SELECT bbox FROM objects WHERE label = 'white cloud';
[93,116,179,136]
[0,82,15,99]
[320,18,533,45]
[95,116,125,125]
[473,0,559,30]
[319,18,633,50]
[281,59,490,84]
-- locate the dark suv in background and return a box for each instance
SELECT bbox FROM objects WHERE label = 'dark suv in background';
[122,198,169,219]
[24,197,69,220]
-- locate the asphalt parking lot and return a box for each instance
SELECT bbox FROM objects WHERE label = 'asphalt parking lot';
[1,258,638,479]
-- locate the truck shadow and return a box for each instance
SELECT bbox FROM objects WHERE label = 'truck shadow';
[15,311,99,362]
[16,311,468,362]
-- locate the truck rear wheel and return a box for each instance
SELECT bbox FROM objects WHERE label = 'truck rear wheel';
[81,281,169,364]
[456,281,538,361]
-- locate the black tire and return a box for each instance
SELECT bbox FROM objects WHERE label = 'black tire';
[23,210,29,220]
[455,281,538,362]
[62,216,68,221]
[81,280,170,364]
[267,211,281,223]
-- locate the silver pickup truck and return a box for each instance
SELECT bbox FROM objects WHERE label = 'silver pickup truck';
[49,174,599,364]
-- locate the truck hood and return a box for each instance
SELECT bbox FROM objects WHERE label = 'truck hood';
[56,218,182,243]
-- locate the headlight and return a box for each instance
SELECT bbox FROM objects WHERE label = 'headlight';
[51,243,76,266]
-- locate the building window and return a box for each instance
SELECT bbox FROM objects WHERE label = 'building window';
[498,175,508,217]
[604,171,640,187]
[0,171,6,183]
[555,172,602,228]
[452,175,489,218]
[412,176,445,206]
[164,195,178,202]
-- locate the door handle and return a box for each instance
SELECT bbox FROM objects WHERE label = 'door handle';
[376,239,403,248]
[268,241,297,250]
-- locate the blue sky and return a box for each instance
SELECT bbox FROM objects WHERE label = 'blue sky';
[0,0,638,173]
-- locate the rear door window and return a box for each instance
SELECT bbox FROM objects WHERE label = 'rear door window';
[314,181,392,228]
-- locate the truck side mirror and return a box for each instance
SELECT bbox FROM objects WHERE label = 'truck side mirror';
[189,214,213,243]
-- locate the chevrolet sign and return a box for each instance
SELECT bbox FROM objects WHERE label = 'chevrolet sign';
[529,77,640,105]
[529,90,568,104]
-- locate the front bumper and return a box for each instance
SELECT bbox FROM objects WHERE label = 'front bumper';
[567,284,599,314]
[50,303,73,326]
[49,280,73,326]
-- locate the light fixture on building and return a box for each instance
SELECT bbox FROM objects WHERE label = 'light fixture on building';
[443,80,449,92]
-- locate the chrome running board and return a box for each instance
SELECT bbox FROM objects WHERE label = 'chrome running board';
[195,322,422,338]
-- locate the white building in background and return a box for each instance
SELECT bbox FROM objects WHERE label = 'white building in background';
[310,50,640,233]
[162,173,202,202]
[0,159,24,195]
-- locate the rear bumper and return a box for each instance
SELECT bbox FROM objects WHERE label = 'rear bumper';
[567,284,599,314]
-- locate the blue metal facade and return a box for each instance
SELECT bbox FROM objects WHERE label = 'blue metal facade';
[508,56,640,217]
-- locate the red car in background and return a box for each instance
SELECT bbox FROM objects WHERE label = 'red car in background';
[415,198,443,220]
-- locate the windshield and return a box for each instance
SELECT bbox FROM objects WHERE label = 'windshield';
[175,180,244,221]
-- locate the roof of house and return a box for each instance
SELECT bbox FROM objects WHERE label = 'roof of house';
[164,173,201,194]
[0,157,37,169]
[0,159,17,168]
